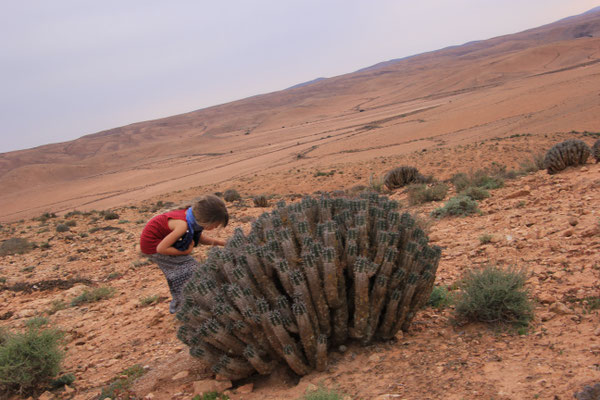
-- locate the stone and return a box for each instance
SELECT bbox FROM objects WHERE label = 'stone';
[193,379,232,395]
[504,189,530,200]
[537,293,556,304]
[236,383,254,394]
[594,326,600,336]
[171,370,189,380]
[549,302,572,315]
[144,394,155,400]
[338,345,348,353]
[38,391,53,400]
[563,229,574,237]
[63,385,75,394]
[568,217,579,226]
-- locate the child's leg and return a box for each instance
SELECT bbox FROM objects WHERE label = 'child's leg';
[149,254,199,313]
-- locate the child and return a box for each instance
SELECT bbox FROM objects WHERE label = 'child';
[140,194,229,313]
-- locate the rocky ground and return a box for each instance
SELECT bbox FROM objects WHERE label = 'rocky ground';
[1,132,599,400]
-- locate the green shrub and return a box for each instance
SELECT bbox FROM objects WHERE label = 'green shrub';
[101,211,120,220]
[427,285,454,309]
[46,300,68,315]
[451,170,504,191]
[0,238,34,256]
[460,186,490,201]
[407,183,448,205]
[223,189,241,202]
[71,287,115,307]
[455,265,533,327]
[139,295,159,307]
[519,152,546,174]
[478,234,493,244]
[50,373,75,388]
[0,327,64,394]
[431,196,480,218]
[299,386,346,400]
[55,224,70,233]
[450,173,470,192]
[192,393,230,400]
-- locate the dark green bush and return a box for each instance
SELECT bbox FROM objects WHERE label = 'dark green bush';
[55,224,70,233]
[451,170,503,191]
[65,220,77,227]
[50,373,75,388]
[592,139,600,163]
[431,196,480,218]
[427,286,454,309]
[223,189,241,202]
[0,238,34,256]
[460,186,490,201]
[455,265,533,327]
[102,211,120,220]
[407,183,448,205]
[0,327,64,394]
[299,386,346,400]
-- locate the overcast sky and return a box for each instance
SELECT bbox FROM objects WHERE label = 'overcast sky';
[1,1,598,153]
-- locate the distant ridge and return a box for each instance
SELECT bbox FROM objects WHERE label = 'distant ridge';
[287,77,327,90]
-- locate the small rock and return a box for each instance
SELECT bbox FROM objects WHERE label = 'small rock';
[38,391,53,400]
[63,385,75,394]
[540,312,555,322]
[193,379,232,395]
[537,293,556,304]
[172,370,189,380]
[236,383,254,394]
[594,327,600,336]
[563,229,574,237]
[504,189,530,199]
[144,393,155,400]
[306,384,318,392]
[568,217,579,226]
[549,302,572,315]
[368,354,380,362]
[580,167,589,172]
[338,345,348,353]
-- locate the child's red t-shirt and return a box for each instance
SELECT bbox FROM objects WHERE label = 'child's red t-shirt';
[140,209,187,254]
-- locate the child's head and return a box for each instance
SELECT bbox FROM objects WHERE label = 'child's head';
[192,194,229,230]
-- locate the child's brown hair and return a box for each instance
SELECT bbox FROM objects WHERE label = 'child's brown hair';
[192,194,229,227]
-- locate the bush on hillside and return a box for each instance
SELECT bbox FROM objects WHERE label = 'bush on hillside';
[592,139,600,163]
[455,265,533,327]
[223,189,241,202]
[383,166,428,190]
[407,183,448,205]
[459,186,490,201]
[431,196,480,218]
[0,237,34,256]
[0,327,64,394]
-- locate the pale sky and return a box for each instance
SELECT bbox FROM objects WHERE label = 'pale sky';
[1,1,598,153]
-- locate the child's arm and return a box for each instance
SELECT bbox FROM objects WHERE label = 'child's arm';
[156,220,194,255]
[198,235,226,247]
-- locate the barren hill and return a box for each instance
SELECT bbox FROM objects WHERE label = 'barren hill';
[1,8,600,221]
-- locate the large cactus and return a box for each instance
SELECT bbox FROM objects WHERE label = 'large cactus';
[176,194,441,379]
[544,139,591,174]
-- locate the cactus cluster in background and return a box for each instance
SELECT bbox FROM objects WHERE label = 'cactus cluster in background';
[383,166,427,190]
[176,194,441,379]
[593,139,600,163]
[544,139,591,174]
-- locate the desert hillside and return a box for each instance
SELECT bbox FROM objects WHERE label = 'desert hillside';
[0,8,600,222]
[0,131,599,400]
